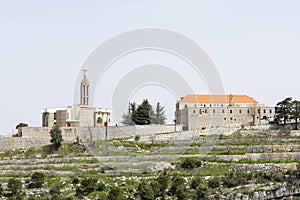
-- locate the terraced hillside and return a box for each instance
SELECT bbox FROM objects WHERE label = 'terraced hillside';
[1,129,300,199]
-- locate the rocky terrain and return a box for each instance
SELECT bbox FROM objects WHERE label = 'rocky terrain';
[1,128,300,199]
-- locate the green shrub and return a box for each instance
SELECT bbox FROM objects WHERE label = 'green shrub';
[50,183,61,195]
[30,172,45,188]
[208,177,220,188]
[97,181,106,191]
[80,177,98,194]
[190,176,203,190]
[175,185,190,200]
[0,183,3,196]
[7,178,22,195]
[108,188,125,200]
[180,157,202,170]
[195,183,208,199]
[137,180,155,200]
[170,175,185,195]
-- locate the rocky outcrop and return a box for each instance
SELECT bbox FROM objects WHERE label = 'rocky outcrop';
[210,183,300,200]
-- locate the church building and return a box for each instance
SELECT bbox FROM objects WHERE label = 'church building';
[41,67,111,128]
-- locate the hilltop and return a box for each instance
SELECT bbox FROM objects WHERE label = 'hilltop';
[1,128,300,199]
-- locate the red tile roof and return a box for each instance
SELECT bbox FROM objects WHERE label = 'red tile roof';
[179,94,258,104]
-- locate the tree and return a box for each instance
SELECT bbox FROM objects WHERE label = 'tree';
[16,122,28,129]
[151,102,167,124]
[50,125,63,149]
[275,97,293,125]
[292,100,300,130]
[7,178,22,195]
[122,100,167,126]
[121,102,136,125]
[133,99,153,125]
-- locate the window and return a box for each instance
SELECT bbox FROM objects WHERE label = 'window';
[199,109,202,114]
[222,109,225,113]
[193,110,195,114]
[230,110,232,114]
[213,109,215,113]
[247,109,250,114]
[264,109,266,114]
[239,110,242,114]
[210,104,212,107]
[224,118,226,120]
[54,113,57,120]
[230,117,233,120]
[270,109,272,114]
[258,109,260,113]
[205,109,207,113]
[204,104,206,107]
[221,104,223,107]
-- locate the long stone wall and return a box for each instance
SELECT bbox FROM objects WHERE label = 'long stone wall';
[0,137,50,151]
[0,125,182,151]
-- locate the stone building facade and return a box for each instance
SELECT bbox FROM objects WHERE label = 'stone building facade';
[175,94,275,130]
[41,67,111,128]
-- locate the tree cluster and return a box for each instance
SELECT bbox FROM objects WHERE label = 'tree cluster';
[275,97,300,129]
[122,99,167,125]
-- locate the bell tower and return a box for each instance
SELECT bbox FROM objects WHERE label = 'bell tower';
[80,66,89,106]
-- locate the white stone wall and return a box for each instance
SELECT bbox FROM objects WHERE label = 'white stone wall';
[19,124,183,145]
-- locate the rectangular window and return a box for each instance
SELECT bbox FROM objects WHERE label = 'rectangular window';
[213,109,215,113]
[230,110,232,114]
[264,109,266,114]
[247,110,250,114]
[239,110,242,114]
[205,109,207,113]
[270,109,272,114]
[222,109,225,113]
[258,109,260,113]
[199,109,202,114]
[193,110,195,114]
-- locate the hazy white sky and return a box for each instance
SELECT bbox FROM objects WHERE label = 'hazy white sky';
[1,1,300,134]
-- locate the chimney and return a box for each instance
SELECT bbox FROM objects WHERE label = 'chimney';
[229,94,234,105]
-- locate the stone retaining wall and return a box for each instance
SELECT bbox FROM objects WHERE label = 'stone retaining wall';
[0,137,50,151]
[0,125,182,151]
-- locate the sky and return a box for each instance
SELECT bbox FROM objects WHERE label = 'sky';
[0,1,300,135]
